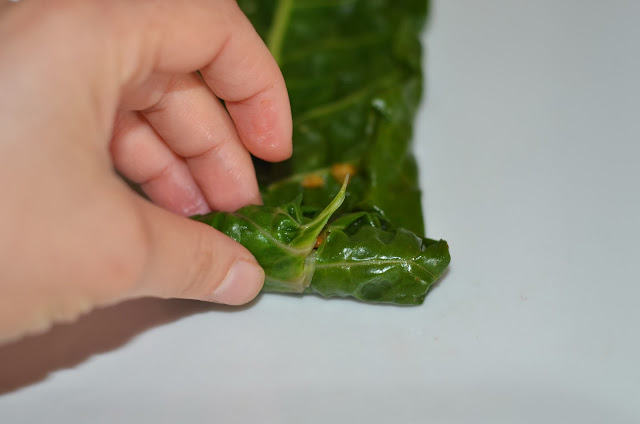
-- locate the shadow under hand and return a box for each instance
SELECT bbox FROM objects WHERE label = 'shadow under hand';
[0,297,227,395]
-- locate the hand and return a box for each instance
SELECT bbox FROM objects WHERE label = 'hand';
[0,0,292,343]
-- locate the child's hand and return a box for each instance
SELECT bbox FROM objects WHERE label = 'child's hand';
[0,0,292,343]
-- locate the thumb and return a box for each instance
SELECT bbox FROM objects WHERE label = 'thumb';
[133,197,264,305]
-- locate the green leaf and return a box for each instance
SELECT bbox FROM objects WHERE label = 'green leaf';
[193,179,348,293]
[241,0,429,235]
[195,192,449,305]
[190,0,451,305]
[310,214,449,304]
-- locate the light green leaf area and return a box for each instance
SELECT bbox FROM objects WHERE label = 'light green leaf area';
[194,180,348,293]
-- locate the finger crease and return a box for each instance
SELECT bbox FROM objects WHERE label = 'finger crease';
[207,32,234,76]
[138,160,175,186]
[223,81,276,105]
[142,75,180,115]
[183,135,230,161]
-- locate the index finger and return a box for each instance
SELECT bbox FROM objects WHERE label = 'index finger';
[113,0,292,162]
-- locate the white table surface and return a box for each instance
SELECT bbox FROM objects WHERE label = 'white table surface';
[1,1,639,422]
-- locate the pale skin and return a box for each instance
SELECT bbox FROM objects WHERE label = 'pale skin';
[0,0,292,343]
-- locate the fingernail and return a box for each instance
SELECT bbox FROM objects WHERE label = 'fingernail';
[183,199,211,216]
[208,259,264,305]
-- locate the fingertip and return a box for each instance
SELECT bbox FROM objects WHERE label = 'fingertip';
[226,85,293,163]
[134,199,269,304]
[207,258,265,305]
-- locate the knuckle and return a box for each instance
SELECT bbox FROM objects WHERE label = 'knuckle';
[182,130,233,160]
[84,194,152,299]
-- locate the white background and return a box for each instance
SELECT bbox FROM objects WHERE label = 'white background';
[1,0,639,422]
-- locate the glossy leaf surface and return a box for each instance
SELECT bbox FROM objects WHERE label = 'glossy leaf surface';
[312,219,450,304]
[194,180,348,293]
[193,0,450,304]
[242,0,428,235]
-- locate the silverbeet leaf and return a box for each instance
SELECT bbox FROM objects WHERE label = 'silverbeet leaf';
[194,179,349,294]
[192,0,450,305]
[244,0,429,236]
[194,180,450,304]
[312,222,449,305]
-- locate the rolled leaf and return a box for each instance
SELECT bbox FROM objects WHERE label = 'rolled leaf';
[311,215,450,304]
[193,179,348,293]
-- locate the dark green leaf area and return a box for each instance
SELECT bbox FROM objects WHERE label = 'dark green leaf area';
[239,0,427,176]
[237,0,430,236]
[310,224,450,305]
[261,170,369,217]
[191,1,453,304]
[359,79,425,235]
[325,211,392,233]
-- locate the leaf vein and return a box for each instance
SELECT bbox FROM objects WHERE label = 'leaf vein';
[315,259,437,280]
[228,212,309,256]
